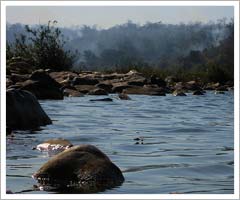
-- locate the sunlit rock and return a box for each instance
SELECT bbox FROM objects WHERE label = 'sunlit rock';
[33,145,124,192]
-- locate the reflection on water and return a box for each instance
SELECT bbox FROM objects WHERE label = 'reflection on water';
[6,91,234,194]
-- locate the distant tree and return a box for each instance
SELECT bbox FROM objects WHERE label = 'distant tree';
[7,20,78,71]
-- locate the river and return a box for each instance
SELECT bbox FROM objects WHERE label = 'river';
[6,91,234,194]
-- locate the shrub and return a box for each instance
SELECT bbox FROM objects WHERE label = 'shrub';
[7,20,78,71]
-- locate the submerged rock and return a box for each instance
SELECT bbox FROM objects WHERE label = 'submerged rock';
[192,90,204,95]
[118,90,131,100]
[33,145,124,192]
[172,90,187,96]
[215,90,225,94]
[6,89,52,130]
[90,98,113,102]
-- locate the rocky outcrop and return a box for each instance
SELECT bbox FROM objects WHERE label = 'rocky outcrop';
[6,89,52,130]
[33,145,124,192]
[122,85,166,96]
[204,82,220,90]
[124,74,147,86]
[95,83,113,93]
[88,88,108,95]
[49,71,78,85]
[20,70,63,100]
[72,77,99,86]
[63,88,84,97]
[112,83,131,93]
[10,69,233,98]
[74,85,96,94]
[185,81,202,91]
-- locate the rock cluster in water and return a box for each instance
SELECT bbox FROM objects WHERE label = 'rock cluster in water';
[7,66,233,100]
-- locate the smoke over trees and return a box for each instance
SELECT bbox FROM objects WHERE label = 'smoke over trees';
[7,19,234,83]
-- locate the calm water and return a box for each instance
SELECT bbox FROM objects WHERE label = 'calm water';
[6,91,234,194]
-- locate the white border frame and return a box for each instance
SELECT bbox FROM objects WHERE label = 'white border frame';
[1,1,239,199]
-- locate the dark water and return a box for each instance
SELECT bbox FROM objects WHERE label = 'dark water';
[6,91,234,194]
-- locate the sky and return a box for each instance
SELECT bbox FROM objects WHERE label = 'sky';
[6,6,234,29]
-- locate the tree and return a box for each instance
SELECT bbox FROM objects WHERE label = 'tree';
[8,20,78,71]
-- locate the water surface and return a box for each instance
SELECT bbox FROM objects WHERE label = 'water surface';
[6,91,234,194]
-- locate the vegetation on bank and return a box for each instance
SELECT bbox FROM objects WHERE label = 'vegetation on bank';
[7,20,234,84]
[7,21,78,71]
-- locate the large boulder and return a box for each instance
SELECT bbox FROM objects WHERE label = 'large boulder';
[21,70,63,100]
[6,89,52,130]
[33,145,124,192]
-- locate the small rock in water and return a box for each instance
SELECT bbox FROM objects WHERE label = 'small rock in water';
[133,137,144,141]
[118,90,131,100]
[192,90,204,95]
[172,90,187,96]
[222,146,234,151]
[215,90,225,94]
[90,98,113,102]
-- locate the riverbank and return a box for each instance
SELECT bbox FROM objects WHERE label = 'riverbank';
[6,59,233,99]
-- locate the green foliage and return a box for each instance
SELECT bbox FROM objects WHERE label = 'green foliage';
[7,20,77,71]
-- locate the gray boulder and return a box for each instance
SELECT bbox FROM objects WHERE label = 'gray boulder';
[6,89,52,130]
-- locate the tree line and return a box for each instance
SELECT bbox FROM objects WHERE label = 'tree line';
[7,19,234,83]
